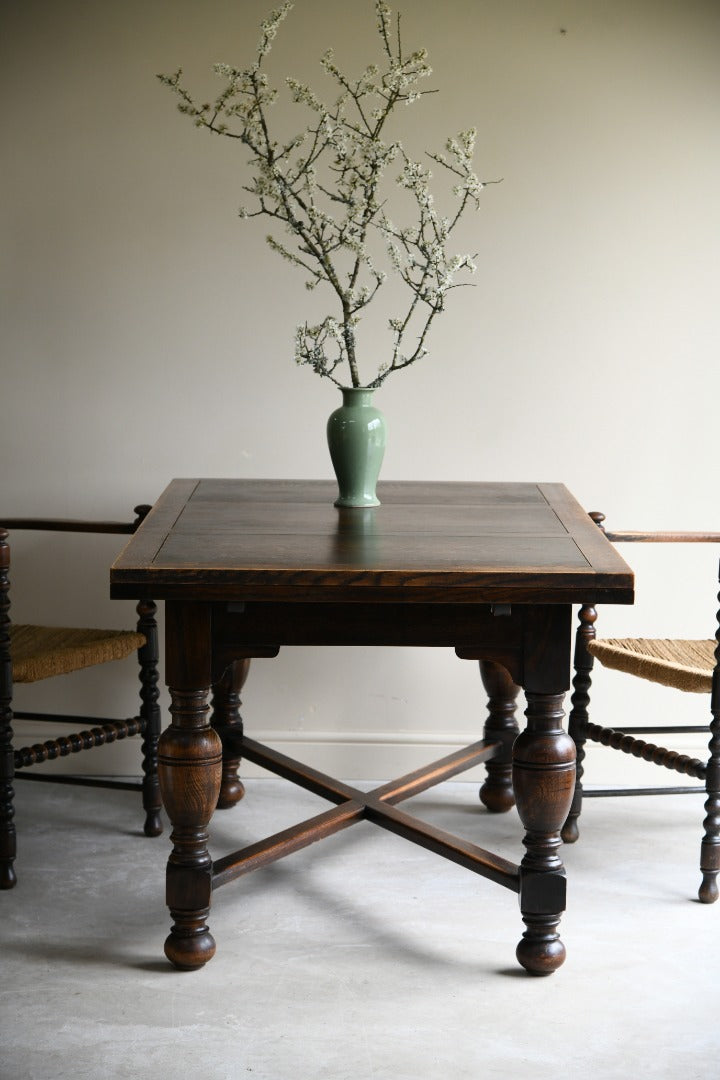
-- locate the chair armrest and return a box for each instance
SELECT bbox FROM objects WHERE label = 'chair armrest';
[0,504,152,535]
[589,512,720,544]
[606,531,720,543]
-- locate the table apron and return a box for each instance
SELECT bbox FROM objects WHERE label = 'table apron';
[208,601,572,694]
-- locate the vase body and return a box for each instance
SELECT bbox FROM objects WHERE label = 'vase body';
[326,388,386,508]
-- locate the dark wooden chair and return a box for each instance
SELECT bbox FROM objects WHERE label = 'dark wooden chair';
[562,512,720,902]
[0,506,163,889]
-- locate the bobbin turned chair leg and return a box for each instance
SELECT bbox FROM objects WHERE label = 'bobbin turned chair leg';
[0,790,15,889]
[137,599,163,837]
[699,660,720,902]
[562,604,597,844]
[0,718,16,889]
[0,529,16,888]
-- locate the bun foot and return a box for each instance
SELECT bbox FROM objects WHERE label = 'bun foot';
[217,778,245,809]
[699,872,719,904]
[0,863,17,889]
[516,917,566,976]
[164,917,216,971]
[561,816,579,844]
[144,810,163,837]
[479,781,515,814]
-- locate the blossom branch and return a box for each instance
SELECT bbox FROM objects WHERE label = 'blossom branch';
[158,1,491,388]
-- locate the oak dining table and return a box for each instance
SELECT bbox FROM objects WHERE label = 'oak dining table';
[110,478,633,975]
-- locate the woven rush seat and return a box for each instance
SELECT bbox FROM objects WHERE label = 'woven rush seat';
[10,624,146,684]
[588,637,715,694]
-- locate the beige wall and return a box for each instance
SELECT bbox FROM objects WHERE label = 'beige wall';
[3,0,719,781]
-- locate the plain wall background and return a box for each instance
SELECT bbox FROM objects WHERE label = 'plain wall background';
[2,0,719,783]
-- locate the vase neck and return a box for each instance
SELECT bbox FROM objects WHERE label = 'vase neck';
[340,387,375,407]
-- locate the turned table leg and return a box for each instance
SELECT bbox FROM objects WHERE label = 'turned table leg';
[478,660,520,813]
[513,691,576,975]
[159,687,222,970]
[159,601,222,971]
[211,658,251,810]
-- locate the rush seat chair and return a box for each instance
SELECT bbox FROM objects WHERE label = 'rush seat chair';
[0,506,162,889]
[561,512,720,903]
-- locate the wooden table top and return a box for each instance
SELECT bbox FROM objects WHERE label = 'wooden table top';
[110,479,634,605]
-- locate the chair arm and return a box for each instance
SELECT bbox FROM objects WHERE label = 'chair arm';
[589,512,720,544]
[0,504,152,535]
[606,531,720,543]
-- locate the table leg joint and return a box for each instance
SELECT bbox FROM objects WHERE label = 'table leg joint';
[518,867,567,914]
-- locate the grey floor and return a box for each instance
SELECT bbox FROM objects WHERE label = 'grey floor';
[2,778,718,1080]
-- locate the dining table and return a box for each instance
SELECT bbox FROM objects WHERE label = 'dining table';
[110,478,633,975]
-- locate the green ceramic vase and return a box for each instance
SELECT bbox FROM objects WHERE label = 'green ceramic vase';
[327,387,386,508]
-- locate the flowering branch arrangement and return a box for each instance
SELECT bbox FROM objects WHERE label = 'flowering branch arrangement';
[159,1,492,388]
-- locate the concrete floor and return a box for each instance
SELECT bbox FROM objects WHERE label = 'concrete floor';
[2,778,718,1080]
